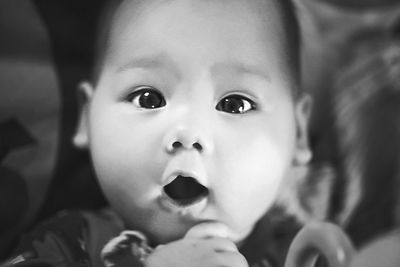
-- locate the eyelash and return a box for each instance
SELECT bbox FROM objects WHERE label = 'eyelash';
[126,87,256,114]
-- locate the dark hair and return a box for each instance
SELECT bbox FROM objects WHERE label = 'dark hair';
[91,0,300,92]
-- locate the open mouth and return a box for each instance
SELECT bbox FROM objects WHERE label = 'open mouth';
[163,175,209,207]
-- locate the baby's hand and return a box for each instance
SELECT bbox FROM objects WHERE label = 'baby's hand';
[144,237,248,267]
[144,222,249,267]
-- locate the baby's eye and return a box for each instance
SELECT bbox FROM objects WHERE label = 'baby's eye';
[216,94,256,114]
[127,87,166,109]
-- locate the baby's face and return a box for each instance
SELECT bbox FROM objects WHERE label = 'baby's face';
[76,0,310,244]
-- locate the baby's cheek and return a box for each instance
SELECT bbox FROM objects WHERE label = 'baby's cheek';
[221,136,287,180]
[215,138,287,231]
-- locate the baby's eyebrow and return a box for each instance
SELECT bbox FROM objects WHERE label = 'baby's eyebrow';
[211,61,271,82]
[117,53,179,78]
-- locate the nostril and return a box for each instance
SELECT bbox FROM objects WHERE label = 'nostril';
[193,142,202,151]
[171,141,203,151]
[172,141,182,149]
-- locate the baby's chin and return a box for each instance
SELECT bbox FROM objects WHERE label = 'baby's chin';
[153,222,251,247]
[127,219,194,246]
[127,219,244,247]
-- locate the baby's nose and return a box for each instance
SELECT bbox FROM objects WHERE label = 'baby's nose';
[164,127,213,154]
[171,140,203,151]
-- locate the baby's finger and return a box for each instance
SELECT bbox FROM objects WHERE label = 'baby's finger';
[185,221,230,239]
[206,237,239,253]
[216,251,249,267]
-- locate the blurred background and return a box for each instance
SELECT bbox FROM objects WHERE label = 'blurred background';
[0,0,399,260]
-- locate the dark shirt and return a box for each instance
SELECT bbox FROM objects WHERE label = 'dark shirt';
[1,207,301,267]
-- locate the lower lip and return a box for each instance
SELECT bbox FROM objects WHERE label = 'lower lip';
[158,194,208,218]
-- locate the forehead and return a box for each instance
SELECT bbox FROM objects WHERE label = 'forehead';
[111,0,281,26]
[99,0,291,88]
[107,0,285,54]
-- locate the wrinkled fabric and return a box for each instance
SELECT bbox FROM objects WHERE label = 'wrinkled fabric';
[1,208,301,267]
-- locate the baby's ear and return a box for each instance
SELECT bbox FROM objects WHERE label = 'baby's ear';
[294,94,313,166]
[73,81,94,149]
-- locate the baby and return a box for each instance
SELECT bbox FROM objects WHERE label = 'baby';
[4,0,312,266]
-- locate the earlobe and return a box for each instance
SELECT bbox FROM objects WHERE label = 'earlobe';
[73,81,94,149]
[294,93,313,166]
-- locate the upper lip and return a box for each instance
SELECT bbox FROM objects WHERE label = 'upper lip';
[161,155,208,187]
[163,170,205,186]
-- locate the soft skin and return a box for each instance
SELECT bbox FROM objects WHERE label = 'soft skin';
[74,0,311,258]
